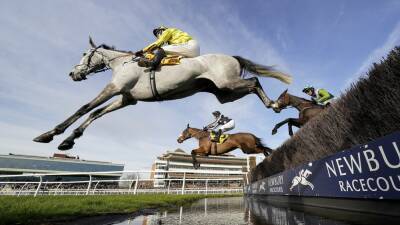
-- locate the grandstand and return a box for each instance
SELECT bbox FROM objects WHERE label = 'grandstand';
[151,149,255,188]
[0,153,124,181]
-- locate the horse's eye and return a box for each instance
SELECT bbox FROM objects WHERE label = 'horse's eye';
[83,53,87,56]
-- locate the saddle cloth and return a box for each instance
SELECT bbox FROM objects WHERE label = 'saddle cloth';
[145,53,183,66]
[210,132,229,144]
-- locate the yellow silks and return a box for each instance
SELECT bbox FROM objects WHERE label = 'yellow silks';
[143,28,193,52]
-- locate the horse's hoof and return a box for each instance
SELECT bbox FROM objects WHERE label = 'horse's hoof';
[271,130,277,135]
[33,132,54,143]
[58,140,75,151]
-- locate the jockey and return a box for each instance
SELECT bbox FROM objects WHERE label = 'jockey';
[135,26,200,70]
[302,85,334,106]
[203,111,235,142]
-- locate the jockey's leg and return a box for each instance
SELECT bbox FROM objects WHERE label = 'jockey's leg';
[210,128,219,142]
[58,94,136,150]
[163,40,200,57]
[138,48,166,70]
[221,120,235,132]
[215,129,222,142]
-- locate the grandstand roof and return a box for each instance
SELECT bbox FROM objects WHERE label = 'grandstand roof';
[0,153,124,174]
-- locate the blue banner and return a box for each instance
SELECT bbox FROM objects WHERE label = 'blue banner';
[246,132,400,199]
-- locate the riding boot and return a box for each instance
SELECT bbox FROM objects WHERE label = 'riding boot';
[215,129,222,142]
[138,48,166,70]
[210,131,217,142]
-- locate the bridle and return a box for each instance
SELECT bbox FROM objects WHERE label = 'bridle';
[72,46,109,76]
[75,47,133,76]
[275,92,293,110]
[275,93,316,112]
[181,128,208,141]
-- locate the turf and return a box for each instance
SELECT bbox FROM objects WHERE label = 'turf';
[0,193,242,225]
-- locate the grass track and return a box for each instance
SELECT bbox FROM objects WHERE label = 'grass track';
[0,193,242,225]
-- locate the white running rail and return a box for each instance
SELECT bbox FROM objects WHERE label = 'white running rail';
[0,170,248,197]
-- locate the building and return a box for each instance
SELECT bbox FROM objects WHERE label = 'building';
[0,153,124,181]
[150,149,256,188]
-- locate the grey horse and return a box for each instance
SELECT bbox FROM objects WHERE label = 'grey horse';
[33,37,292,150]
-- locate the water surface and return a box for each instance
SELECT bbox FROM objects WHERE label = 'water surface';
[112,196,389,225]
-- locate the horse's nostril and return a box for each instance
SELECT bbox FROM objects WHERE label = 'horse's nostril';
[69,72,73,77]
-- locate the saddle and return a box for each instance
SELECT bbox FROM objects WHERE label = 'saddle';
[144,53,183,66]
[210,131,229,144]
[138,53,184,102]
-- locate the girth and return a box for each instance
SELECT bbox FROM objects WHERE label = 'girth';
[149,70,162,101]
[211,143,218,155]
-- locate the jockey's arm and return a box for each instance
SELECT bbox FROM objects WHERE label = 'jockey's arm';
[316,89,332,103]
[205,115,222,129]
[143,29,173,52]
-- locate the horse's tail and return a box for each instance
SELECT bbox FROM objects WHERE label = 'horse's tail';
[233,56,292,84]
[253,135,273,156]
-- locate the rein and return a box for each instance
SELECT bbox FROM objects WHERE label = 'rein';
[190,129,209,139]
[80,48,134,75]
[278,93,313,111]
[91,53,133,74]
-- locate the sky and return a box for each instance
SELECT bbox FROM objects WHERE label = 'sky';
[1,0,400,170]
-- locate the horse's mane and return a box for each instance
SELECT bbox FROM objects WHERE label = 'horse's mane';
[298,96,313,102]
[98,44,133,54]
[287,93,313,103]
[190,128,209,138]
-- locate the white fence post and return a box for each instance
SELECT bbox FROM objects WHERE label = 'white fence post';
[128,180,134,194]
[92,181,100,194]
[86,174,92,195]
[54,182,62,196]
[17,182,28,197]
[34,176,42,197]
[133,176,139,195]
[205,179,208,195]
[181,172,186,195]
[167,179,171,194]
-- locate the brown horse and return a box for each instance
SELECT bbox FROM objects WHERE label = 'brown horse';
[270,89,325,136]
[177,124,272,169]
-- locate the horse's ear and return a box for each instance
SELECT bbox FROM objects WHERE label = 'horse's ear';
[187,123,190,128]
[89,36,96,48]
[283,89,288,95]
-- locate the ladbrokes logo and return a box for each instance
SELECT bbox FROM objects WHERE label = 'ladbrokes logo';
[290,168,314,191]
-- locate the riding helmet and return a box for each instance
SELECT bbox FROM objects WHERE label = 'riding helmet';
[153,26,167,37]
[302,85,314,93]
[212,111,221,117]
